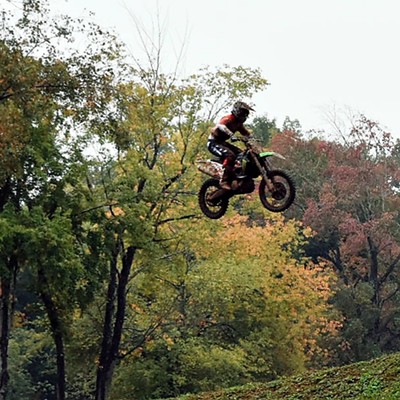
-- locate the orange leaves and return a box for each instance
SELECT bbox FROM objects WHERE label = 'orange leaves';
[191,213,338,357]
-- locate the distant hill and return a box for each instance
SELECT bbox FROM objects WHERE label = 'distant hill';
[173,352,400,400]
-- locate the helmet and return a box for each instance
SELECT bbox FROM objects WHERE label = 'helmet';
[232,101,255,122]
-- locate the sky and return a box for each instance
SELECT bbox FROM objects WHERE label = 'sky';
[35,1,400,137]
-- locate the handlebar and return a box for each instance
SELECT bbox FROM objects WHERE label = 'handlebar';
[230,135,256,144]
[231,135,250,142]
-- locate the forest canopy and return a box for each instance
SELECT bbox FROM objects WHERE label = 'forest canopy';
[1,1,400,400]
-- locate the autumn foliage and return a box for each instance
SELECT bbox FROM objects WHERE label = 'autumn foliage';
[270,116,400,363]
[3,2,400,400]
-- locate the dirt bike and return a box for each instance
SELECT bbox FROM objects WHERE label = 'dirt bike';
[197,136,296,219]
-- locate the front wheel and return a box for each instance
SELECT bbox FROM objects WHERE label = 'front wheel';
[259,170,296,212]
[198,178,229,219]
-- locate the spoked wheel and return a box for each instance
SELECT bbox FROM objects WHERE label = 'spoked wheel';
[198,178,229,219]
[259,170,296,212]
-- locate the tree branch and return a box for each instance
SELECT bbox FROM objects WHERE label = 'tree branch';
[380,253,400,286]
[157,214,198,225]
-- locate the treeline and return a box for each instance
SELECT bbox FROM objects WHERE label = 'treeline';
[1,1,400,400]
[270,118,400,362]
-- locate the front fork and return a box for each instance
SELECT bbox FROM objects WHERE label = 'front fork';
[249,152,275,191]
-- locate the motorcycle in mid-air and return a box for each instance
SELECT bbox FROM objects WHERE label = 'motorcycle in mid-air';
[197,136,296,219]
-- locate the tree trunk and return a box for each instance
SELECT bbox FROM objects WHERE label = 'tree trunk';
[0,178,11,212]
[0,279,11,400]
[95,249,118,400]
[366,235,384,344]
[367,236,380,304]
[38,268,66,400]
[0,254,18,400]
[95,244,136,400]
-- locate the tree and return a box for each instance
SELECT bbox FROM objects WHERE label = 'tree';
[282,116,302,134]
[268,130,334,220]
[298,116,400,362]
[249,114,280,145]
[88,61,267,399]
[1,2,270,399]
[0,1,124,398]
[106,212,338,399]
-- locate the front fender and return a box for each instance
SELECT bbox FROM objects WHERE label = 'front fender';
[259,151,286,160]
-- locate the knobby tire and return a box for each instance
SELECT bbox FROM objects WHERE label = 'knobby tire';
[259,169,296,212]
[198,178,229,219]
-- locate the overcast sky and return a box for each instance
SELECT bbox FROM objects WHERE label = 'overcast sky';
[49,0,400,137]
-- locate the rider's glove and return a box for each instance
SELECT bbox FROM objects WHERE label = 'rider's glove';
[242,135,253,142]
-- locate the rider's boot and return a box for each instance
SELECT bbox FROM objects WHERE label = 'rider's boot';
[231,180,239,191]
[220,164,232,190]
[220,179,231,190]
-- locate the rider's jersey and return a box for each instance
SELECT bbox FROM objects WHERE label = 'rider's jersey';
[209,114,251,141]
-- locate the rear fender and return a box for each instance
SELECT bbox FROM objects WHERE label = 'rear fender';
[197,159,223,178]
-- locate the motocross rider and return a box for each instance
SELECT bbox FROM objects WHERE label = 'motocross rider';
[207,101,254,190]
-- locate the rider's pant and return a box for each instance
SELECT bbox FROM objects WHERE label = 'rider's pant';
[207,140,242,182]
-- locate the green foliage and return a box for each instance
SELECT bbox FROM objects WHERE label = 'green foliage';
[0,1,128,398]
[2,5,377,394]
[175,339,247,392]
[282,116,302,134]
[106,213,337,399]
[170,352,400,400]
[249,114,280,145]
[112,339,248,400]
[186,64,268,118]
[8,327,56,400]
[360,373,382,397]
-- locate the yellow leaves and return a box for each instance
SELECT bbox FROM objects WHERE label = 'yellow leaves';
[130,303,143,313]
[188,212,339,364]
[105,205,125,219]
[13,312,26,328]
[163,333,174,349]
[85,99,96,109]
[194,213,302,264]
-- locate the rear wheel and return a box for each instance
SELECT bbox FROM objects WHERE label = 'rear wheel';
[259,170,296,212]
[198,178,229,219]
